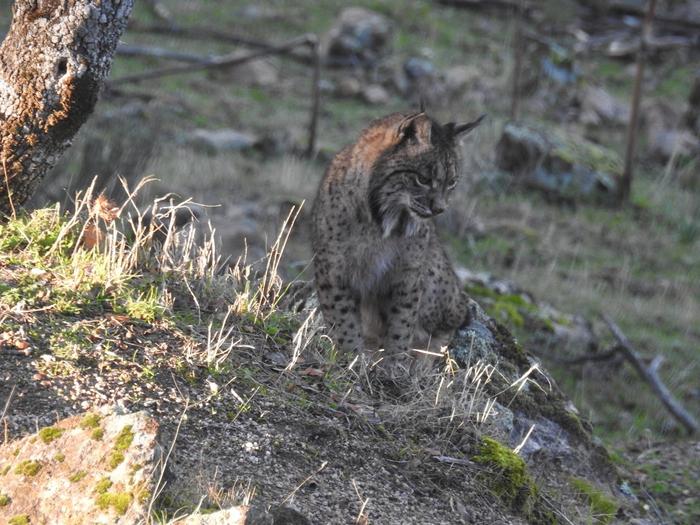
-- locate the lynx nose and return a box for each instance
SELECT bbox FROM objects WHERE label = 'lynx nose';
[431,197,447,215]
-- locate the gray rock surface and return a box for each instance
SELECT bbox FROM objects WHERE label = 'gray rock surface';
[323,7,392,67]
[0,409,161,525]
[495,122,618,200]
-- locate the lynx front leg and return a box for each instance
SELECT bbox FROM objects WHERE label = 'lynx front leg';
[316,278,363,353]
[382,270,422,355]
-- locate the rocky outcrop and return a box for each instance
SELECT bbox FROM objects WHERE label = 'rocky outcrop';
[495,123,619,201]
[0,410,160,524]
[323,7,392,67]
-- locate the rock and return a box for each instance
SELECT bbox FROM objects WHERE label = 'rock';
[323,7,392,67]
[335,76,362,98]
[362,84,390,105]
[184,129,260,154]
[495,123,618,201]
[648,128,700,161]
[645,100,700,160]
[403,57,436,80]
[579,85,629,126]
[228,58,279,88]
[0,409,161,525]
[177,506,248,525]
[444,65,480,94]
[458,267,598,354]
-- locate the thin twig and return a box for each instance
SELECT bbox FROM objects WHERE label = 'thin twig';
[109,34,316,86]
[602,314,698,434]
[280,461,328,505]
[117,44,212,64]
[127,22,314,65]
[1,384,16,444]
[2,157,16,220]
[433,455,472,466]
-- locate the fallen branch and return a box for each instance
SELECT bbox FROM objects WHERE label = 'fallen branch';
[117,44,212,64]
[127,22,314,65]
[110,34,315,86]
[602,314,699,435]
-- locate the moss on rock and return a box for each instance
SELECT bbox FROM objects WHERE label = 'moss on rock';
[0,493,11,506]
[80,413,101,430]
[9,515,30,525]
[94,477,113,494]
[473,437,556,524]
[68,470,88,483]
[96,491,132,516]
[38,426,64,444]
[14,460,42,477]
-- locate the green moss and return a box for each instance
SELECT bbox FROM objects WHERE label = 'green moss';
[96,491,132,515]
[38,426,64,444]
[80,413,101,430]
[94,477,113,494]
[471,437,556,524]
[1,464,10,475]
[489,299,525,327]
[108,451,125,470]
[473,437,535,510]
[0,493,11,506]
[114,425,134,451]
[91,428,104,441]
[68,470,88,483]
[106,424,135,469]
[15,460,42,477]
[9,515,30,525]
[570,478,619,524]
[53,452,65,463]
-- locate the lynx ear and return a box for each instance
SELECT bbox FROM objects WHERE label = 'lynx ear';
[397,112,431,145]
[446,114,487,138]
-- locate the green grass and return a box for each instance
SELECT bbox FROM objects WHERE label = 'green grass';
[570,478,619,524]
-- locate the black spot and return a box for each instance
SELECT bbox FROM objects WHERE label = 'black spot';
[339,307,349,314]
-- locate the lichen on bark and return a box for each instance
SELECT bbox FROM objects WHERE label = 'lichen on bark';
[0,0,134,217]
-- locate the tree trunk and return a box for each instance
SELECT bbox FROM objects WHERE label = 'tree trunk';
[0,0,134,217]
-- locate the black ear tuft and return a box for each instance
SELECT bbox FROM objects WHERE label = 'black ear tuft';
[419,95,426,114]
[451,114,487,137]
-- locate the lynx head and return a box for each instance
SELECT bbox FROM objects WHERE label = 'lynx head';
[368,112,484,238]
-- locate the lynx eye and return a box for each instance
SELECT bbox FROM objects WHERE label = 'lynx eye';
[447,178,457,189]
[414,172,431,187]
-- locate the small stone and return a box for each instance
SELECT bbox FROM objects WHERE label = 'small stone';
[362,84,389,105]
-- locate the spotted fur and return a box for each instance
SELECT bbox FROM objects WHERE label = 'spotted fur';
[311,111,484,354]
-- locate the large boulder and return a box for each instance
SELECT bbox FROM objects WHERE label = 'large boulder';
[495,123,618,201]
[0,410,161,525]
[323,7,392,67]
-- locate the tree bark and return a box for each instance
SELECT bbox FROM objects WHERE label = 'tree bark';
[0,0,134,217]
